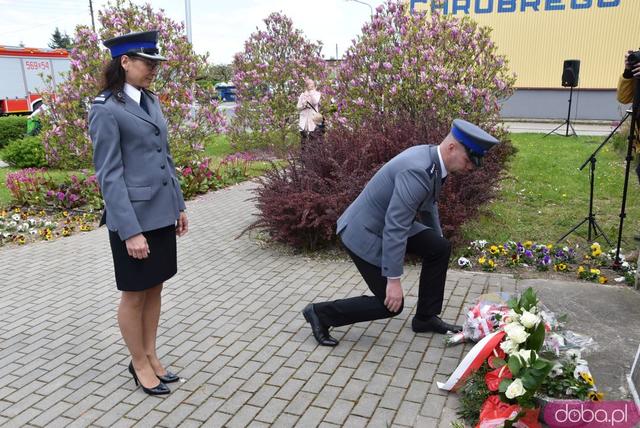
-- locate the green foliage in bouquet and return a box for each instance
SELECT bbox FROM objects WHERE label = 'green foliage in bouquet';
[541,361,591,400]
[458,362,491,425]
[499,351,553,409]
[507,288,547,353]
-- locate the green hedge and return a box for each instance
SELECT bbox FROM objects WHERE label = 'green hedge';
[0,116,28,148]
[1,136,47,168]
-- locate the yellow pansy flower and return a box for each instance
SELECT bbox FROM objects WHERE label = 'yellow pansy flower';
[554,263,567,272]
[580,372,595,385]
[479,257,486,264]
[587,391,604,401]
[598,276,607,284]
[489,245,499,254]
[524,241,533,248]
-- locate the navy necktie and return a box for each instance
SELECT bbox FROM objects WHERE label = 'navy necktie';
[139,93,149,115]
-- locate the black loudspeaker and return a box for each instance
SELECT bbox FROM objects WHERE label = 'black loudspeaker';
[561,59,580,87]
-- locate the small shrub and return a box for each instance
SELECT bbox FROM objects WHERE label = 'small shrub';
[45,173,103,210]
[5,168,54,207]
[1,136,48,168]
[0,116,28,148]
[177,154,254,200]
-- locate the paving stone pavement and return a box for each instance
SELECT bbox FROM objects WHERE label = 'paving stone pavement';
[0,181,525,427]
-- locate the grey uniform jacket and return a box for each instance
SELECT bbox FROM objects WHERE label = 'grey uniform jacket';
[88,89,186,241]
[337,145,444,278]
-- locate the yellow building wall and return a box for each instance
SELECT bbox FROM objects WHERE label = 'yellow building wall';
[410,0,639,89]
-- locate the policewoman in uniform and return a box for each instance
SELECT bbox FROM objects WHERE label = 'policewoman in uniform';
[303,120,499,346]
[89,31,188,395]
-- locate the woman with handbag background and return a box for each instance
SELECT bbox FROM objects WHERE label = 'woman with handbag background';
[89,30,188,396]
[297,78,323,145]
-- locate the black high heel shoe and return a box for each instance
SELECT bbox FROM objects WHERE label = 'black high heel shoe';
[156,370,180,383]
[128,362,170,395]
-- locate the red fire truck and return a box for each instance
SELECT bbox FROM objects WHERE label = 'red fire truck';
[0,46,70,115]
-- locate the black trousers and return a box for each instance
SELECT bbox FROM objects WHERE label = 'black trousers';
[314,229,451,328]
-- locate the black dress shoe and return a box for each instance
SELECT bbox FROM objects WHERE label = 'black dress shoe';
[411,316,462,334]
[302,304,339,347]
[128,362,170,395]
[157,371,180,383]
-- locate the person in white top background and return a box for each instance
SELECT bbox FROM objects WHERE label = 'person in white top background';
[296,77,323,144]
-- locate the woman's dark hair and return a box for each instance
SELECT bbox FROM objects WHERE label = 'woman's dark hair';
[100,57,126,93]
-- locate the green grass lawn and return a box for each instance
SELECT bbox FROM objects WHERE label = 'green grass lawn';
[460,133,640,251]
[0,167,15,207]
[204,134,233,159]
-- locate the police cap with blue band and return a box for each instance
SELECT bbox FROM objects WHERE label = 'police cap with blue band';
[450,119,499,167]
[103,30,166,61]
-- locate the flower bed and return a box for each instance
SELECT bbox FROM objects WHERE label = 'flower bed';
[1,152,261,248]
[457,240,636,286]
[0,207,98,246]
[176,153,255,200]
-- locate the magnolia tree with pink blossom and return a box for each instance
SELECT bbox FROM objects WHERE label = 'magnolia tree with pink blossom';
[230,12,327,152]
[41,0,224,169]
[329,0,516,135]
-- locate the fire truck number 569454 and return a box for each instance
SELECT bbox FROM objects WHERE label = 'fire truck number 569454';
[0,46,70,115]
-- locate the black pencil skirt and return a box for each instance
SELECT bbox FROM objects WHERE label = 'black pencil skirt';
[108,224,177,291]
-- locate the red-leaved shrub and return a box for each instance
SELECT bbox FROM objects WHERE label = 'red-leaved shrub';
[252,113,514,250]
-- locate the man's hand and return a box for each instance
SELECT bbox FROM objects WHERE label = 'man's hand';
[384,278,403,313]
[126,233,149,259]
[625,50,640,78]
[176,211,189,237]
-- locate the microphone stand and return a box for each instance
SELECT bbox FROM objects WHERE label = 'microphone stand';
[556,113,631,244]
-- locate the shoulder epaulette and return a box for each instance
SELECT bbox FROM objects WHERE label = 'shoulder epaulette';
[93,91,113,104]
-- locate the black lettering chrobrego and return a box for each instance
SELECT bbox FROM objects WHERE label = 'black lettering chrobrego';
[409,0,621,14]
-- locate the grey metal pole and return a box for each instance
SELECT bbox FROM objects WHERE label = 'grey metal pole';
[345,0,373,17]
[185,0,192,43]
[89,0,96,32]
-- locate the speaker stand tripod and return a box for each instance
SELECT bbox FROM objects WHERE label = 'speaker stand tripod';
[545,86,577,137]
